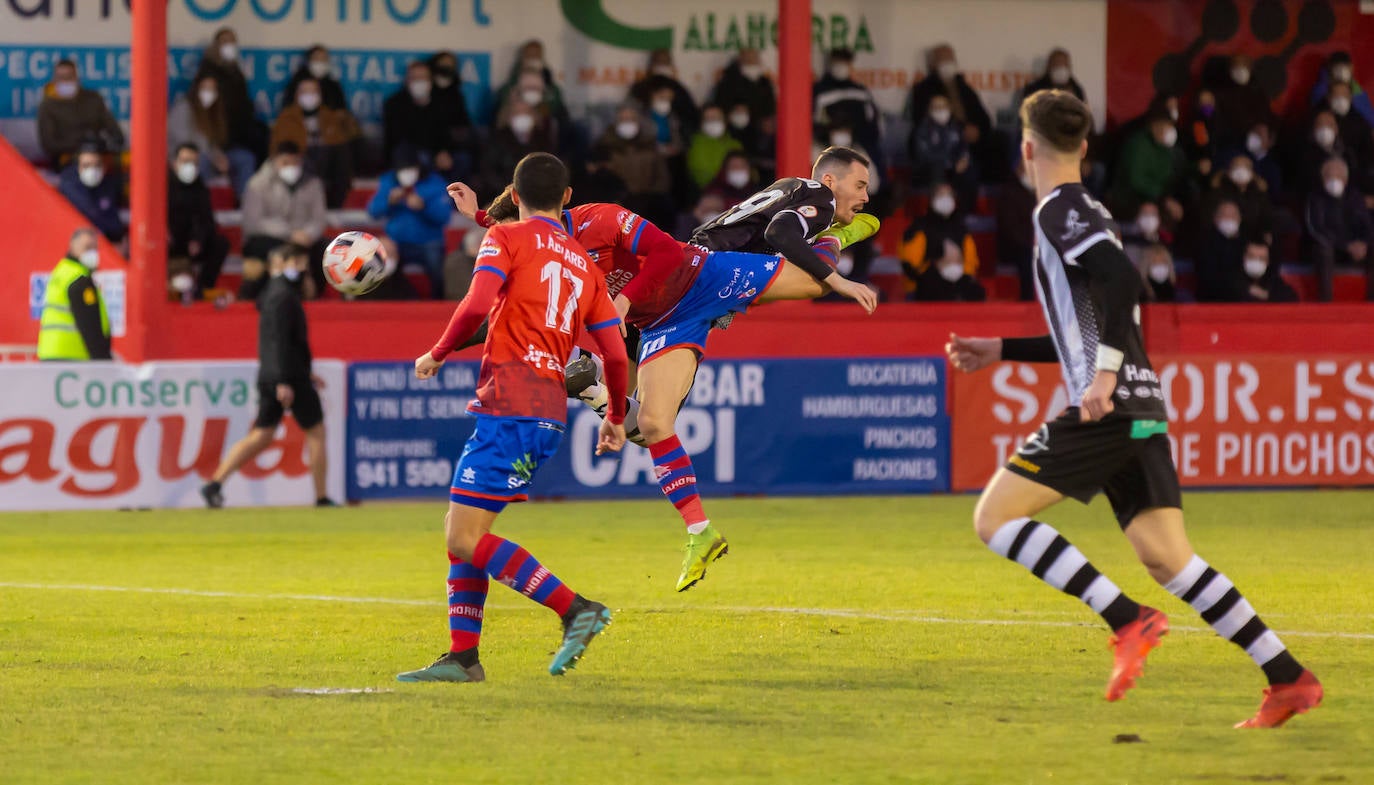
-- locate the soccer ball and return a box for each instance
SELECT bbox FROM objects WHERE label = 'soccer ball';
[322,231,392,296]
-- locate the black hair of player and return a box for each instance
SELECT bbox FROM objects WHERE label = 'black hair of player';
[512,152,569,212]
[1019,89,1093,154]
[486,185,519,223]
[812,145,870,178]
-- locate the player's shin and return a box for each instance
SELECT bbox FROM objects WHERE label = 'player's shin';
[648,435,709,533]
[447,552,488,660]
[470,533,576,616]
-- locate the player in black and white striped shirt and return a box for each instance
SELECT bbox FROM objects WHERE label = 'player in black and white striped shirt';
[946,90,1321,728]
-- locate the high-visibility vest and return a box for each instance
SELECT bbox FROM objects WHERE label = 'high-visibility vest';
[36,258,109,361]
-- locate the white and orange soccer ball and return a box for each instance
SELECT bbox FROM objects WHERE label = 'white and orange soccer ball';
[322,231,392,296]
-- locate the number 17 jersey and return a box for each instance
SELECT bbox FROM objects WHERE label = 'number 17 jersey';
[471,215,620,423]
[689,177,837,253]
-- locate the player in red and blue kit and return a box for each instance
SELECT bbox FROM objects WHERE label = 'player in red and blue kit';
[396,153,630,684]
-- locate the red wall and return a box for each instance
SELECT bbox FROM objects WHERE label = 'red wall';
[146,300,1374,362]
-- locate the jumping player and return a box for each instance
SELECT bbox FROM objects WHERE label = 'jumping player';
[449,167,878,591]
[946,90,1321,727]
[396,153,630,683]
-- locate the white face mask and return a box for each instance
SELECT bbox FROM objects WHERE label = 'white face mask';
[298,92,321,111]
[830,64,851,81]
[509,114,535,136]
[79,248,100,269]
[937,61,958,81]
[938,262,964,282]
[396,167,419,188]
[1333,64,1353,84]
[726,169,750,189]
[1230,166,1253,187]
[1246,132,1264,155]
[616,121,639,140]
[932,194,956,216]
[1326,178,1347,198]
[830,131,853,148]
[408,80,431,101]
[278,164,302,185]
[1231,67,1251,86]
[1216,218,1240,238]
[198,89,218,108]
[702,120,726,139]
[54,81,78,99]
[741,64,764,81]
[1148,264,1170,284]
[521,89,543,106]
[219,43,238,62]
[653,64,675,78]
[282,266,302,282]
[434,73,455,89]
[524,58,544,71]
[1315,126,1337,148]
[308,60,331,79]
[1169,106,1180,122]
[78,166,104,188]
[1137,214,1160,235]
[930,109,952,125]
[1050,66,1071,85]
[1331,97,1352,117]
[1160,127,1178,148]
[729,111,750,129]
[651,99,673,116]
[1244,257,1268,279]
[175,161,199,184]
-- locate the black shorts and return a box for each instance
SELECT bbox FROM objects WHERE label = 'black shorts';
[1004,408,1182,529]
[255,380,324,430]
[623,324,641,365]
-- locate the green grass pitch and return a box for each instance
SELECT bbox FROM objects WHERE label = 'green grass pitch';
[2,491,1371,784]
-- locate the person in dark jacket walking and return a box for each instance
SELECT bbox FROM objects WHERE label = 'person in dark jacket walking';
[169,143,229,296]
[201,245,334,508]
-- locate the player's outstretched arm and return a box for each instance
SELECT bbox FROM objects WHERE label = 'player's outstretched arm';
[947,333,1058,373]
[585,299,630,454]
[447,181,478,220]
[762,212,876,313]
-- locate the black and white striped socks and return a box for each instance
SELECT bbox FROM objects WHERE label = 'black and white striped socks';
[987,517,1142,631]
[1163,555,1304,685]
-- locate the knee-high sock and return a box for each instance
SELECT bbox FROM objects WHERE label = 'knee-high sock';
[447,552,488,653]
[1164,555,1304,685]
[470,533,575,616]
[988,517,1141,631]
[648,435,708,534]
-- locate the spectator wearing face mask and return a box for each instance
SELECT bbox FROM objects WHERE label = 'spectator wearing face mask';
[168,74,259,197]
[1204,152,1274,241]
[643,83,689,193]
[1185,89,1221,179]
[814,49,884,176]
[711,49,776,131]
[1244,121,1283,198]
[1023,48,1085,103]
[427,50,478,177]
[241,142,329,299]
[593,104,674,228]
[897,184,985,302]
[1122,202,1175,268]
[631,49,701,134]
[1137,243,1179,303]
[996,160,1039,301]
[1299,111,1352,196]
[59,145,125,245]
[676,192,727,242]
[686,105,744,189]
[1305,157,1374,301]
[37,228,111,362]
[702,151,756,209]
[36,59,123,169]
[497,39,567,118]
[1325,81,1374,186]
[907,44,996,181]
[1237,239,1297,303]
[367,145,453,300]
[384,61,470,178]
[909,93,974,202]
[270,76,359,209]
[811,122,882,196]
[282,45,348,110]
[723,102,776,185]
[168,143,229,297]
[1309,51,1373,126]
[476,99,558,198]
[1212,54,1274,151]
[1109,112,1186,223]
[193,27,267,162]
[1196,199,1248,301]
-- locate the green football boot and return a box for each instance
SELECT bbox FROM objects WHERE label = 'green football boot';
[550,596,612,676]
[676,524,729,592]
[818,213,881,250]
[396,652,486,683]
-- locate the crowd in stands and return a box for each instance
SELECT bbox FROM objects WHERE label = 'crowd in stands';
[27,29,1374,304]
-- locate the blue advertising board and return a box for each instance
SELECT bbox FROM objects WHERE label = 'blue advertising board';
[347,357,950,502]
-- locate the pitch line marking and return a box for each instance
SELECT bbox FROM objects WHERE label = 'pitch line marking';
[2,582,1370,641]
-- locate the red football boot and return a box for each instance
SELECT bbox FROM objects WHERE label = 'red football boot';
[1105,606,1169,701]
[1235,670,1323,728]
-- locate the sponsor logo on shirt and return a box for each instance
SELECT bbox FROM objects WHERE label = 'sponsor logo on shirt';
[617,210,635,235]
[523,344,566,373]
[1062,208,1089,242]
[798,205,818,218]
[1117,386,1132,399]
[1018,424,1051,456]
[460,467,477,484]
[477,241,501,259]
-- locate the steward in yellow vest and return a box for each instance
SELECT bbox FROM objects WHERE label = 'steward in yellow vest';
[37,228,111,361]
